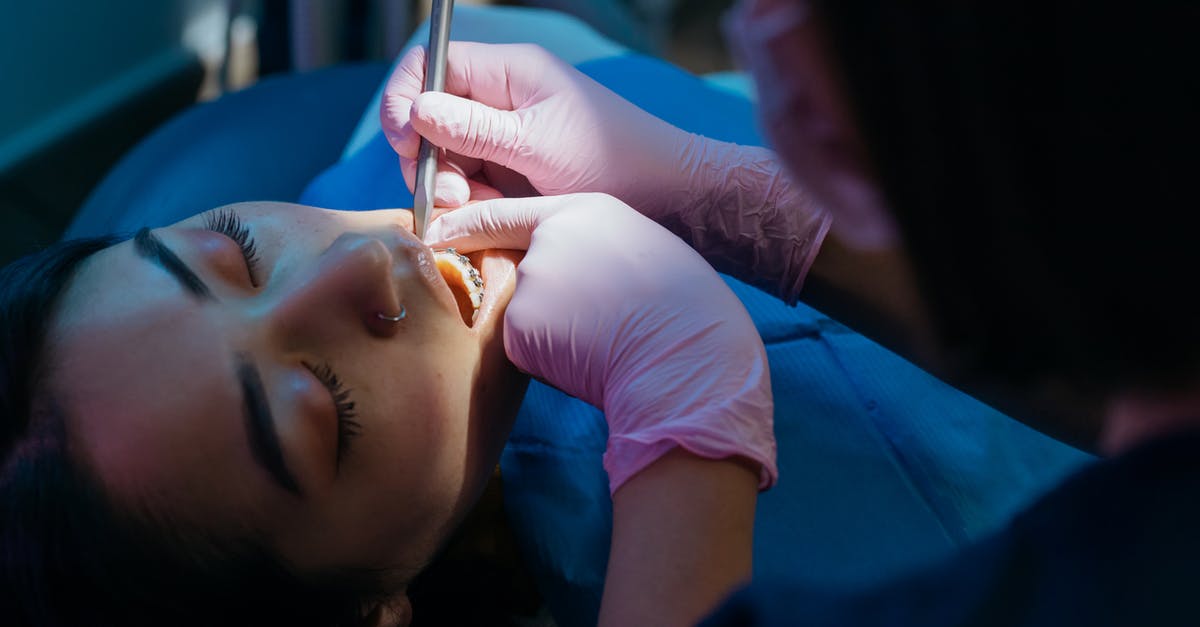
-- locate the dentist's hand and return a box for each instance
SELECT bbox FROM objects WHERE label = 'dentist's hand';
[381,42,698,212]
[425,193,777,493]
[382,42,830,304]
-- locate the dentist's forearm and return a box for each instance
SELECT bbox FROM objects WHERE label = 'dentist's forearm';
[599,449,758,627]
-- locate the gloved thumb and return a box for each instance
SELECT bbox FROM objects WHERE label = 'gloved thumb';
[410,92,526,168]
[424,196,557,252]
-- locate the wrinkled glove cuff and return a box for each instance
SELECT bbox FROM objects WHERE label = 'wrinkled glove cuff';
[663,137,831,305]
[604,429,779,496]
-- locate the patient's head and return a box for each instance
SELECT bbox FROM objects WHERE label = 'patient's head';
[0,201,527,626]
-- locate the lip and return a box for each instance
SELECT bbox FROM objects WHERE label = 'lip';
[466,249,521,333]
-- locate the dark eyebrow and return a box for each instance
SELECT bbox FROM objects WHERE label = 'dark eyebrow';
[236,355,304,497]
[133,227,213,300]
[132,229,299,495]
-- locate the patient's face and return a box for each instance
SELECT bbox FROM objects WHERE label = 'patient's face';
[47,202,527,576]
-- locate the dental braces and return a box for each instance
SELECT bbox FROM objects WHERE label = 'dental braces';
[443,248,484,290]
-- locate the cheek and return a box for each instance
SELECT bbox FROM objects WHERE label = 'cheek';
[363,327,478,475]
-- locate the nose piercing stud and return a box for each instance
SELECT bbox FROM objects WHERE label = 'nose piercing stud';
[377,306,406,323]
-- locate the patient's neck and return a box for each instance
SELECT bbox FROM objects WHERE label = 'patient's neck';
[1100,384,1200,455]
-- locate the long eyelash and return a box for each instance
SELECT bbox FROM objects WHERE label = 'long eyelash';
[304,361,361,467]
[202,209,262,286]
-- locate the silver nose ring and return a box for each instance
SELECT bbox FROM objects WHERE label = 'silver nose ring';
[377,306,406,323]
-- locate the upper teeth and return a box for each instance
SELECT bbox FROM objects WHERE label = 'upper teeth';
[434,248,485,309]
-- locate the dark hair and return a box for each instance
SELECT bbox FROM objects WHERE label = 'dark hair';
[0,239,394,626]
[816,1,1200,395]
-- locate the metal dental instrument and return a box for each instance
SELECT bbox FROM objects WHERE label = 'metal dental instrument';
[412,0,455,241]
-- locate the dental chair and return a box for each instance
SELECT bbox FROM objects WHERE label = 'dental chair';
[65,61,388,237]
[68,7,1092,627]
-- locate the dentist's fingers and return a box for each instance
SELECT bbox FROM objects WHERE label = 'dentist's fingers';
[381,46,427,157]
[409,92,526,168]
[424,195,573,252]
[383,45,488,208]
[466,177,505,201]
[400,154,473,207]
[381,42,532,156]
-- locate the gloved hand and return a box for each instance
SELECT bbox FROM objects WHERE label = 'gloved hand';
[382,42,831,304]
[425,193,777,494]
[381,42,692,211]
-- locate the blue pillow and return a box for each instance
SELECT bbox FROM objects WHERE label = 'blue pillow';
[67,63,389,238]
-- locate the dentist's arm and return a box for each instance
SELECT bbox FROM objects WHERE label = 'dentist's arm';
[426,193,774,625]
[603,449,758,627]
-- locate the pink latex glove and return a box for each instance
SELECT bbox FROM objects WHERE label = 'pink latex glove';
[425,193,777,494]
[382,42,831,304]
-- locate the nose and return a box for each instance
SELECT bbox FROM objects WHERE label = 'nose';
[262,233,405,342]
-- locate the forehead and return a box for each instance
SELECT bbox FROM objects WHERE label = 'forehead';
[49,240,258,523]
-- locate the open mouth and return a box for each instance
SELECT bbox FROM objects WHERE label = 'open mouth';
[434,248,485,326]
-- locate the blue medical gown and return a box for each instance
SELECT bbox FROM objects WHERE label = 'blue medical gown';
[67,10,1092,627]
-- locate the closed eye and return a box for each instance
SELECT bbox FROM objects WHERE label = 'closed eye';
[303,361,362,471]
[203,209,262,286]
